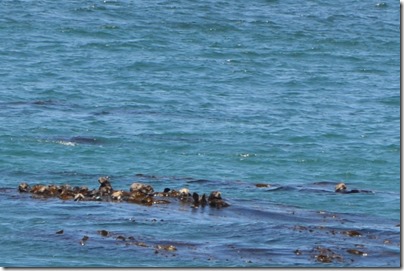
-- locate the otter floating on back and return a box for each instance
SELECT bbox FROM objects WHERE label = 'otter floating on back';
[335,182,372,194]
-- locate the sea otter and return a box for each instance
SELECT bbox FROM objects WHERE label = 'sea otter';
[178,188,192,202]
[98,176,113,196]
[335,182,359,193]
[153,188,171,197]
[192,192,208,207]
[208,191,229,208]
[31,184,47,194]
[335,182,371,194]
[179,188,190,196]
[130,183,154,195]
[18,182,30,193]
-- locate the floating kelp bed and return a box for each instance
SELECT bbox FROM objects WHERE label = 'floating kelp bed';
[18,176,230,209]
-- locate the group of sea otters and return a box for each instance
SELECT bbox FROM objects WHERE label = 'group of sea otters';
[17,176,366,209]
[17,176,230,208]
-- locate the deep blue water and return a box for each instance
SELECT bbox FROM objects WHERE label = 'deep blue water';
[0,0,400,267]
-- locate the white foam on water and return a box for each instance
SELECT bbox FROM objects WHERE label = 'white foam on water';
[55,140,77,146]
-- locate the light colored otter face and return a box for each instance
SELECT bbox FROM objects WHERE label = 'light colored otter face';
[19,182,28,189]
[130,183,143,192]
[130,183,154,194]
[48,185,59,195]
[179,188,190,195]
[74,193,85,201]
[18,182,30,192]
[209,191,222,199]
[31,185,48,194]
[111,190,123,200]
[98,176,110,184]
[335,182,347,192]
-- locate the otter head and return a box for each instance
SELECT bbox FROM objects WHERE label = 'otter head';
[335,182,347,192]
[179,188,190,196]
[130,183,154,194]
[192,192,199,203]
[98,176,110,185]
[74,193,85,201]
[111,190,124,200]
[18,182,30,193]
[208,191,222,200]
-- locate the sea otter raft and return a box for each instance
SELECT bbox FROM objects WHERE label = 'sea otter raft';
[17,176,230,208]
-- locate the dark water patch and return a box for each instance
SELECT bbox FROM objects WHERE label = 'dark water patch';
[32,100,59,106]
[0,188,15,193]
[229,204,318,224]
[264,185,295,192]
[137,133,205,144]
[377,95,400,106]
[132,174,224,189]
[134,173,159,179]
[40,136,107,146]
[93,110,111,116]
[289,223,400,242]
[185,178,211,184]
[3,99,60,106]
[67,136,103,145]
[0,100,78,114]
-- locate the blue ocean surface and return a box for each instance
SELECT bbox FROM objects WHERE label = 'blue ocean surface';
[0,0,400,267]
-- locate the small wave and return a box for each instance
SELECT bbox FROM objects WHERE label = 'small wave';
[69,136,100,145]
[31,100,58,106]
[53,136,103,146]
[38,136,105,147]
[55,141,77,146]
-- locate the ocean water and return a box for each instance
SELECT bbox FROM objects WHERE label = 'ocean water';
[0,0,400,267]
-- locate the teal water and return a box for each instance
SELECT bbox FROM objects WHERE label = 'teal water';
[0,0,400,267]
